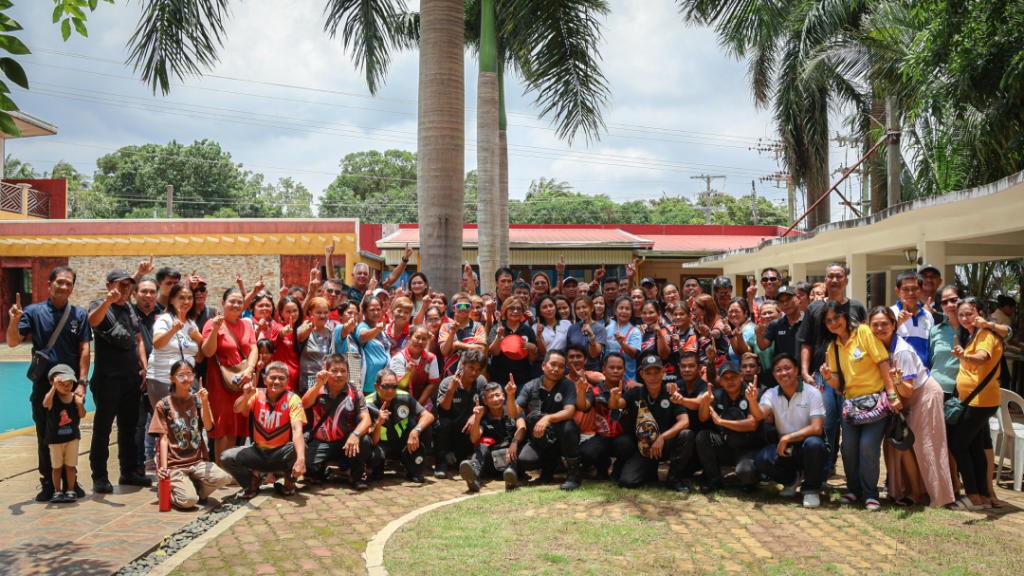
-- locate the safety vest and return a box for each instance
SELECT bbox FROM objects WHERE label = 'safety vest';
[249,390,296,449]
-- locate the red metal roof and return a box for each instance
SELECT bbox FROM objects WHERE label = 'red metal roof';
[648,235,772,253]
[382,228,653,246]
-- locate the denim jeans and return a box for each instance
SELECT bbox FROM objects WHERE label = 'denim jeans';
[817,373,842,482]
[754,435,827,493]
[839,416,887,501]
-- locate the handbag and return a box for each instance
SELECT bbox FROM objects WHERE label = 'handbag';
[27,303,72,381]
[835,345,893,425]
[216,323,250,394]
[635,398,661,457]
[95,305,137,350]
[944,337,999,426]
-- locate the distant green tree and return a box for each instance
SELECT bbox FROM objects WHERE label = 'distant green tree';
[4,155,39,178]
[333,150,417,201]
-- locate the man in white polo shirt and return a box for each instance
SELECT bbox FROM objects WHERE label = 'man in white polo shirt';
[754,352,826,508]
[891,270,934,366]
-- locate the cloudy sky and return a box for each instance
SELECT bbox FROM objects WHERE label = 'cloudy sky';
[8,0,861,218]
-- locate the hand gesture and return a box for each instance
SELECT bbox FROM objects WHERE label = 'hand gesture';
[523,308,535,324]
[755,315,770,337]
[105,287,121,303]
[255,318,269,337]
[972,316,991,331]
[896,309,912,328]
[9,293,23,322]
[368,271,379,292]
[256,360,265,374]
[744,377,759,402]
[485,298,497,319]
[505,375,517,398]
[702,382,714,406]
[187,269,199,289]
[671,332,681,348]
[951,335,963,360]
[922,296,935,314]
[326,240,336,261]
[309,267,321,292]
[575,373,589,397]
[377,400,391,425]
[609,386,622,405]
[819,361,832,382]
[472,398,485,419]
[890,364,904,384]
[722,323,734,338]
[171,315,185,334]
[242,380,257,397]
[614,330,626,345]
[280,322,294,338]
[253,274,266,295]
[196,386,209,404]
[746,278,758,300]
[375,319,386,332]
[278,285,289,298]
[626,258,637,279]
[555,255,565,275]
[595,264,607,282]
[210,314,225,331]
[299,319,312,333]
[695,321,710,339]
[403,242,413,260]
[495,323,506,339]
[316,369,330,386]
[236,273,245,291]
[137,254,155,278]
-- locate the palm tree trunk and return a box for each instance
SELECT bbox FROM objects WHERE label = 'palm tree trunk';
[476,0,500,290]
[418,0,466,296]
[498,63,509,267]
[868,97,886,306]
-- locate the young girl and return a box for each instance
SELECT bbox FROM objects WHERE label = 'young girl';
[272,296,303,391]
[592,294,608,326]
[255,339,275,388]
[555,295,573,323]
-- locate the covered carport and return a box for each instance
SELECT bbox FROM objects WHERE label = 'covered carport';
[687,170,1024,307]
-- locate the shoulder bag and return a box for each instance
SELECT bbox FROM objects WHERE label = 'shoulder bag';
[27,304,72,381]
[95,304,137,350]
[216,322,250,394]
[836,344,893,425]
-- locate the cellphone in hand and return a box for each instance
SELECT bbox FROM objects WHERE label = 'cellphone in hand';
[784,445,794,457]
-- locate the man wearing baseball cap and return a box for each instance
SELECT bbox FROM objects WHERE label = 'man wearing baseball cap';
[87,268,151,492]
[640,278,659,302]
[561,275,580,304]
[696,360,765,494]
[608,355,693,492]
[712,276,733,317]
[917,263,945,324]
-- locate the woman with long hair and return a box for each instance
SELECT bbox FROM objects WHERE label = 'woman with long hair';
[566,295,607,372]
[629,287,646,320]
[201,288,257,465]
[272,295,304,391]
[691,294,728,369]
[869,306,954,508]
[148,281,205,407]
[607,295,641,381]
[818,300,899,511]
[356,296,391,394]
[555,295,574,323]
[408,272,430,315]
[247,292,275,341]
[533,294,571,377]
[592,293,609,326]
[724,297,755,362]
[531,272,552,304]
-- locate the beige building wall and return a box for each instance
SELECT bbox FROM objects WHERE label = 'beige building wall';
[68,255,280,308]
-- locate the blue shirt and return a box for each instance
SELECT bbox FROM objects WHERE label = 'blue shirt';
[892,302,933,367]
[606,321,642,381]
[567,321,606,372]
[355,322,390,394]
[18,299,92,379]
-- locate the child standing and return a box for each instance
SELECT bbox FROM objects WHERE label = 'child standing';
[43,365,86,503]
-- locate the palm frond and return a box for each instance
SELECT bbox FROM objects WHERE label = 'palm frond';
[126,0,232,95]
[323,0,408,94]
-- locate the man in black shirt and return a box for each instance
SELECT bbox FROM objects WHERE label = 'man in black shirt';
[509,350,582,491]
[795,262,867,481]
[754,285,804,389]
[433,350,488,478]
[87,269,151,492]
[696,361,765,494]
[610,355,691,492]
[132,277,160,476]
[367,369,436,483]
[461,382,527,491]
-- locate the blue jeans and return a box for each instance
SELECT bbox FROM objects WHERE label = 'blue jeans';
[817,373,842,481]
[755,435,827,494]
[839,416,887,501]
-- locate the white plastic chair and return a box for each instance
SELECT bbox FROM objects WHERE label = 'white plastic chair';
[996,389,1024,491]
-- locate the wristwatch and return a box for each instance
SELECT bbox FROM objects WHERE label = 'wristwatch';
[77,379,88,386]
[413,426,423,433]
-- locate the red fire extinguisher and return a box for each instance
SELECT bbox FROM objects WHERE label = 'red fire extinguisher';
[157,446,171,512]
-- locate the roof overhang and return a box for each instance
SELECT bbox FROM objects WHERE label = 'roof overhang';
[2,111,58,138]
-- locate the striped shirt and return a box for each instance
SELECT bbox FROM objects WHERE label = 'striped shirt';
[891,302,934,367]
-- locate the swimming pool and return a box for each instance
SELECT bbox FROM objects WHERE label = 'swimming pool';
[0,362,96,432]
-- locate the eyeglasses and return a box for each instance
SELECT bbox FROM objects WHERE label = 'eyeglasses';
[940,297,959,306]
[506,306,524,313]
[824,316,843,326]
[454,303,471,311]
[325,288,342,296]
[426,317,442,322]
[761,277,781,283]
[174,373,196,382]
[379,384,398,391]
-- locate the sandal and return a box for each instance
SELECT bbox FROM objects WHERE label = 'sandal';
[352,479,369,491]
[241,478,261,500]
[865,498,881,511]
[891,497,916,507]
[273,482,298,497]
[988,497,1004,508]
[839,493,860,504]
[947,497,975,511]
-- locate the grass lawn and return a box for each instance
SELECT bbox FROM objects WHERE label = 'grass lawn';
[384,483,1024,576]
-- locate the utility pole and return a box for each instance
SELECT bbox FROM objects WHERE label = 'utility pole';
[166,185,173,218]
[885,97,902,208]
[691,174,726,225]
[759,171,795,226]
[750,180,758,224]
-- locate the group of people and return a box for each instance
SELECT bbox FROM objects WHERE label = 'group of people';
[8,248,1016,513]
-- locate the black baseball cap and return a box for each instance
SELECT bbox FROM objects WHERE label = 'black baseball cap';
[106,269,136,284]
[640,277,657,287]
[776,286,799,300]
[640,355,664,371]
[562,276,578,286]
[918,263,941,276]
[719,361,741,376]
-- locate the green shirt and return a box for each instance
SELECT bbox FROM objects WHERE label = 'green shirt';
[930,318,1014,394]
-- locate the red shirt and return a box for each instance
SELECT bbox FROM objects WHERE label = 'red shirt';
[271,321,301,391]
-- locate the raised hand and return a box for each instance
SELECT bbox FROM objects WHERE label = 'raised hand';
[368,271,379,292]
[279,285,289,298]
[105,286,121,303]
[253,274,266,295]
[242,380,257,397]
[695,321,710,339]
[746,278,758,300]
[555,255,565,275]
[187,269,199,289]
[744,377,759,402]
[137,254,155,278]
[316,369,330,386]
[614,330,626,345]
[377,400,391,425]
[897,309,912,327]
[595,263,607,281]
[404,243,413,261]
[609,386,622,405]
[626,258,637,279]
[280,323,294,338]
[196,386,209,403]
[922,296,935,314]
[495,323,506,339]
[472,398,485,419]
[485,298,497,319]
[819,361,832,382]
[890,365,904,383]
[236,273,245,291]
[326,240,336,260]
[309,267,321,292]
[9,293,22,322]
[575,373,589,397]
[702,382,714,405]
[755,315,770,337]
[255,318,269,337]
[505,375,517,398]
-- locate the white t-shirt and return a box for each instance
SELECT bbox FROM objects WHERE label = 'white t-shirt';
[759,383,826,437]
[890,335,930,390]
[535,320,570,352]
[147,313,201,382]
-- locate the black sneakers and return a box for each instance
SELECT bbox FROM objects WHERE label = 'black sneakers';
[560,458,582,491]
[93,478,114,494]
[459,460,481,492]
[35,481,56,502]
[433,462,448,479]
[119,473,153,487]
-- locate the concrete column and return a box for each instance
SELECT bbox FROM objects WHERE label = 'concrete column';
[20,183,29,217]
[885,270,899,307]
[920,240,946,273]
[751,267,762,299]
[789,262,807,284]
[847,253,868,304]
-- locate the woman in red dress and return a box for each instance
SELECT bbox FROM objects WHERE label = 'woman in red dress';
[201,287,258,466]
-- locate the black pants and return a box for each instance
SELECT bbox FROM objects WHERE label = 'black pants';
[517,420,580,472]
[221,443,298,486]
[369,439,427,476]
[29,378,57,486]
[695,429,761,485]
[305,434,372,481]
[434,416,475,463]
[90,374,143,481]
[579,434,613,474]
[947,405,998,497]
[613,429,696,488]
[470,442,520,477]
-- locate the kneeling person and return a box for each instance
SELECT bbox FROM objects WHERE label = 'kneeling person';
[301,354,372,490]
[696,360,765,494]
[150,360,232,509]
[461,382,527,491]
[367,369,435,483]
[610,355,693,492]
[510,350,582,491]
[433,350,488,478]
[754,353,826,508]
[221,362,307,498]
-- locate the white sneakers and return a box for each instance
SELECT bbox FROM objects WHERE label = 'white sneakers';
[779,472,803,498]
[803,493,821,508]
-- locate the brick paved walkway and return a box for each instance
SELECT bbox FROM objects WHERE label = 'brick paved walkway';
[0,421,235,576]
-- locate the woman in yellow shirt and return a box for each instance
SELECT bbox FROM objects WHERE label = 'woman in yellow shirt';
[949,298,1003,510]
[818,300,898,511]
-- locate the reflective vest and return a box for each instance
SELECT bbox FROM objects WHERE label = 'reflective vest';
[249,390,296,449]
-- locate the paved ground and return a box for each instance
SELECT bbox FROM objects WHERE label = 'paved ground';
[0,420,235,576]
[0,342,37,362]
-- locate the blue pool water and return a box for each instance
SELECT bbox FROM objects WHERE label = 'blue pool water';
[0,362,97,432]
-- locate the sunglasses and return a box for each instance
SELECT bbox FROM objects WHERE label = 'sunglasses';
[454,303,471,311]
[194,286,207,293]
[379,384,398,391]
[940,297,959,306]
[325,288,342,296]
[715,290,732,297]
[506,306,524,313]
[761,277,781,283]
